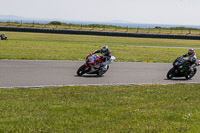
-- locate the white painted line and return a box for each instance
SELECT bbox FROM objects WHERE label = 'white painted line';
[1,82,200,89]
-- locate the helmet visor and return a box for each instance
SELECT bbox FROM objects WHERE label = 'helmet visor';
[102,46,108,52]
[188,51,194,56]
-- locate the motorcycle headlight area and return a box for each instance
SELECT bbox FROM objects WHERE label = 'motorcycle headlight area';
[175,62,179,66]
[88,56,95,63]
[179,66,183,69]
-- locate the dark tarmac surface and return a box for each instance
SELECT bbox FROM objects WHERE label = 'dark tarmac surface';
[0,60,199,88]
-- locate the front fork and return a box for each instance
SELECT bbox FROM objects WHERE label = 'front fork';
[84,63,91,72]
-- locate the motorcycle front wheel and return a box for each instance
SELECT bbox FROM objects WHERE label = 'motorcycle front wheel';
[167,68,175,79]
[77,65,86,76]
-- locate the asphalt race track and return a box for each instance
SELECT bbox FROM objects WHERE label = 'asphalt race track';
[0,60,199,88]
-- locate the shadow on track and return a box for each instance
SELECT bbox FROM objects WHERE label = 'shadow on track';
[164,78,191,81]
[74,75,103,78]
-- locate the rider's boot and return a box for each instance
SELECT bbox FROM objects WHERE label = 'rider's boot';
[188,65,195,78]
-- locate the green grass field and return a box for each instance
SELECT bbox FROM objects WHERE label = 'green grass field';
[1,84,200,132]
[0,31,200,62]
[1,31,200,132]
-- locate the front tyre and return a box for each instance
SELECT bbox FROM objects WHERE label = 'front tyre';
[167,68,175,79]
[77,65,86,76]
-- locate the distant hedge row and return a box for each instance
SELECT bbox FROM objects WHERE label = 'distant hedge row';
[1,26,200,40]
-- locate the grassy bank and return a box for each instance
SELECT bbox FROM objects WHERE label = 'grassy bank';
[1,21,200,36]
[0,31,200,62]
[1,84,200,132]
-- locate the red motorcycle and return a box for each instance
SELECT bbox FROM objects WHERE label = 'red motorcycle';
[77,54,115,76]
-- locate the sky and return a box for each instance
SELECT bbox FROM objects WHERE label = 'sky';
[1,0,200,25]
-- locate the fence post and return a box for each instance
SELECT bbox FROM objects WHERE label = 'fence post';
[6,20,10,25]
[189,29,191,34]
[32,21,34,27]
[126,26,128,32]
[147,27,150,33]
[115,26,117,31]
[136,27,139,33]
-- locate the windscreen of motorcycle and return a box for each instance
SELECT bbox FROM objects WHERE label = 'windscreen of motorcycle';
[88,55,97,63]
[175,62,179,66]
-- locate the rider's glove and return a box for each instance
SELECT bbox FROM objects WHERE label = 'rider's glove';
[178,56,183,59]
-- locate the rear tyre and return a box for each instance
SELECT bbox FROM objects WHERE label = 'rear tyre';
[97,68,103,76]
[97,65,110,76]
[103,65,109,74]
[77,65,86,76]
[106,65,109,71]
[167,68,175,79]
[185,68,197,79]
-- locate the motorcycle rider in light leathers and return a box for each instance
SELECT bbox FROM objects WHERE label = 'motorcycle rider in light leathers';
[179,48,198,74]
[91,46,111,72]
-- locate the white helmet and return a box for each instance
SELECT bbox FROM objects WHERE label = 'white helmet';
[102,46,108,52]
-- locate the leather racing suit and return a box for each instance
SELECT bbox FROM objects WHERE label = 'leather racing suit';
[181,53,198,72]
[92,49,111,71]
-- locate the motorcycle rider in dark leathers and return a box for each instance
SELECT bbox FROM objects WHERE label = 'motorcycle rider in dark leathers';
[0,33,7,40]
[91,46,111,72]
[179,48,198,74]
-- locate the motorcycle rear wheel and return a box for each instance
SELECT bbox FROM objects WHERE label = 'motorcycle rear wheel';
[97,65,110,76]
[185,68,197,79]
[167,68,175,79]
[77,65,86,76]
[97,68,103,76]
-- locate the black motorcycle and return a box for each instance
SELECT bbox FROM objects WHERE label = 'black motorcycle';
[167,57,198,80]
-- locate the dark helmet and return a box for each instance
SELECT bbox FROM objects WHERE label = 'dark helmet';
[101,46,108,52]
[188,48,195,56]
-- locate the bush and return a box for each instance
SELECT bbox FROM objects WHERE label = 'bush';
[48,21,62,25]
[155,26,161,29]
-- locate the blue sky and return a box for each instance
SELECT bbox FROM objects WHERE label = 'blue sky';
[1,0,200,25]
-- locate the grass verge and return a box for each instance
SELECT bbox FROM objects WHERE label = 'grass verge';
[1,84,200,132]
[0,31,200,62]
[1,22,200,36]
